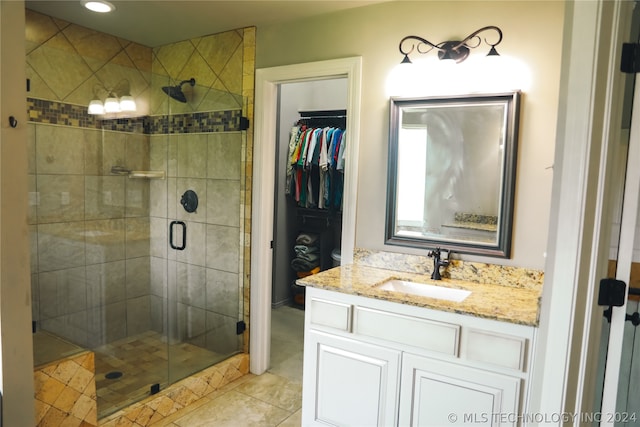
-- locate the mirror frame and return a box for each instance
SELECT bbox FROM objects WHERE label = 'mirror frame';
[385,92,521,258]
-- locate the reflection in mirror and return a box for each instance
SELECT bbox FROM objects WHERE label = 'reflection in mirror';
[386,92,521,257]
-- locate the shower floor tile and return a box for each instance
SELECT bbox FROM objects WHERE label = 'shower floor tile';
[95,330,222,418]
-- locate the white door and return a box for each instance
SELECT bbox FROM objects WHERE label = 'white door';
[598,17,640,425]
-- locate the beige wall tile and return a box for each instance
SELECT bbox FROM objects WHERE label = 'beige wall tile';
[86,261,126,307]
[207,133,242,180]
[155,40,196,80]
[205,225,239,273]
[28,174,38,224]
[27,123,36,173]
[176,221,206,267]
[218,47,243,95]
[149,179,168,219]
[37,222,86,272]
[205,269,238,318]
[125,132,150,171]
[36,126,85,175]
[150,217,168,259]
[85,219,126,264]
[38,267,87,318]
[26,9,61,45]
[125,256,151,298]
[176,262,206,308]
[126,296,151,336]
[176,134,207,178]
[85,129,124,176]
[28,36,93,100]
[85,176,126,220]
[126,217,150,258]
[206,179,240,227]
[37,174,85,223]
[125,179,150,218]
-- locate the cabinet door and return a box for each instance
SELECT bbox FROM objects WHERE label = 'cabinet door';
[302,330,401,426]
[399,353,520,427]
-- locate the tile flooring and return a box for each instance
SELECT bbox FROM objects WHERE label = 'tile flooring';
[147,305,305,426]
[95,330,225,418]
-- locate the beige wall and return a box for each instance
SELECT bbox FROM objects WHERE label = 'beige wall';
[256,1,565,269]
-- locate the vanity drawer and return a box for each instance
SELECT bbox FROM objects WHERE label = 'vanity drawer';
[465,329,527,371]
[353,306,460,355]
[309,298,352,332]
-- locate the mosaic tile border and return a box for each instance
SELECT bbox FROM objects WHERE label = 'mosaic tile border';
[147,110,244,134]
[27,98,244,134]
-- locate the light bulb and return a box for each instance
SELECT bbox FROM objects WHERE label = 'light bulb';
[88,99,104,115]
[104,97,120,113]
[81,0,115,13]
[119,96,137,112]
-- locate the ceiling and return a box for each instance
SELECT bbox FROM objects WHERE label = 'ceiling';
[25,0,387,47]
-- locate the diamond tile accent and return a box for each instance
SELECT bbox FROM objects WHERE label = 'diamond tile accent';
[34,351,98,427]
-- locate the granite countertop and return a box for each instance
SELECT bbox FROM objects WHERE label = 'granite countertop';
[297,264,542,326]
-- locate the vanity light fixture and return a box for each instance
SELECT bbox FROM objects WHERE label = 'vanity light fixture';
[399,26,503,64]
[81,0,115,13]
[88,79,136,115]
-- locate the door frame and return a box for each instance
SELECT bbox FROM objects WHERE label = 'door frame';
[529,0,632,418]
[250,57,362,374]
[0,0,36,423]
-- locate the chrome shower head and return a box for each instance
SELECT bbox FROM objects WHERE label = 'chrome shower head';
[162,78,196,103]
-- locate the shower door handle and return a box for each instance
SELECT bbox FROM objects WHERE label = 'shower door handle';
[169,221,186,250]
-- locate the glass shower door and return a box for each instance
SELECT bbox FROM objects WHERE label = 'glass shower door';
[158,79,246,385]
[90,113,169,418]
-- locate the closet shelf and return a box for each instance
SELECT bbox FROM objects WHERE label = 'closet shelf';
[297,109,347,128]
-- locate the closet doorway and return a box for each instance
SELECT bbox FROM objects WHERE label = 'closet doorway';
[268,79,348,382]
[250,57,362,375]
[272,79,348,309]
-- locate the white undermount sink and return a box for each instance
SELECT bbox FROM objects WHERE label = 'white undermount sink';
[376,279,471,302]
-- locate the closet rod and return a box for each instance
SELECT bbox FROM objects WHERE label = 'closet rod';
[298,114,347,119]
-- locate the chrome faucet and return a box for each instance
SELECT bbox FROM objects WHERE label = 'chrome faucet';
[428,248,449,280]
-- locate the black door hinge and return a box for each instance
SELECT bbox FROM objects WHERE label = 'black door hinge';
[598,278,627,307]
[236,320,246,335]
[150,383,160,395]
[621,43,640,73]
[239,116,250,131]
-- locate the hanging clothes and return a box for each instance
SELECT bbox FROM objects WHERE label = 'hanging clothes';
[285,125,302,195]
[287,121,346,211]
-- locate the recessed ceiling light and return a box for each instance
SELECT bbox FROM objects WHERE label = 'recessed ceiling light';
[81,0,115,13]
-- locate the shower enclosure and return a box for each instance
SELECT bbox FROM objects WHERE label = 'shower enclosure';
[27,12,250,418]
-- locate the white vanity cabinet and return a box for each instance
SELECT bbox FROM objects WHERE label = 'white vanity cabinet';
[301,287,536,427]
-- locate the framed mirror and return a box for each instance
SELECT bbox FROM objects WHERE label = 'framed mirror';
[385,92,521,257]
